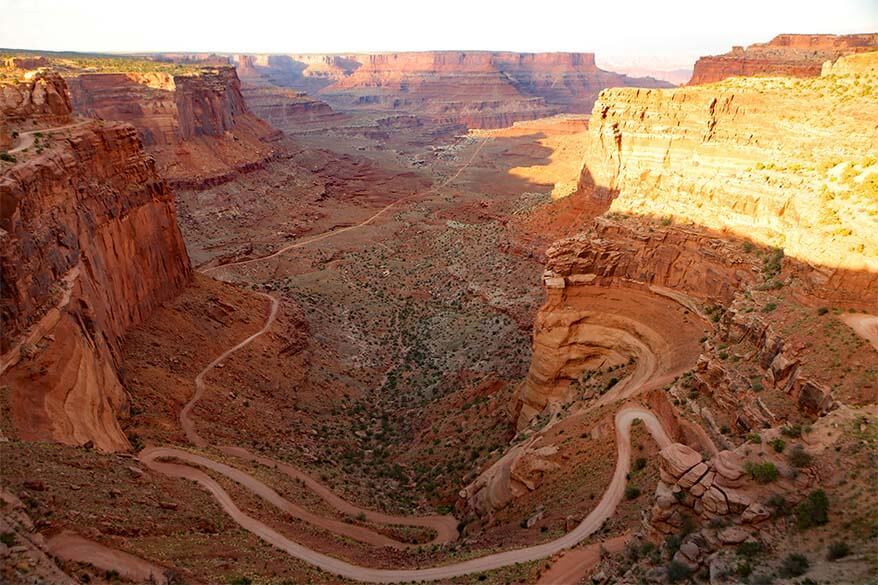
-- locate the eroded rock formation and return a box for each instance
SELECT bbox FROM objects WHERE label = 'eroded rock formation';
[689,33,878,84]
[66,66,280,188]
[576,54,878,304]
[1,77,191,451]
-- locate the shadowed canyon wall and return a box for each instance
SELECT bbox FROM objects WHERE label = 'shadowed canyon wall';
[689,33,878,84]
[1,77,191,451]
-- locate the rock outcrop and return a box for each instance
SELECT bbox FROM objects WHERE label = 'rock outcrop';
[1,76,191,451]
[689,33,878,84]
[0,71,72,127]
[576,57,878,305]
[66,66,280,188]
[515,218,755,426]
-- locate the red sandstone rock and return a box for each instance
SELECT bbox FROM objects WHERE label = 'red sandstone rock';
[689,33,878,85]
[1,77,191,451]
[66,66,280,188]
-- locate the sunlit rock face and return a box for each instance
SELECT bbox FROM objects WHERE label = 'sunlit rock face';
[577,52,878,300]
[66,66,280,188]
[689,33,878,84]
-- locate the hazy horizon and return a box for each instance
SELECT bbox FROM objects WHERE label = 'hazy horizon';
[2,0,876,68]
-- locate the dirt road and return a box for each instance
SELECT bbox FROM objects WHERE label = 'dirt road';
[203,137,490,274]
[8,121,90,154]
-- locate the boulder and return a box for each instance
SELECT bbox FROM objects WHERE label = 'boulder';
[660,443,703,479]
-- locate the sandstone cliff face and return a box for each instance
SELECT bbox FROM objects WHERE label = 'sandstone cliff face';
[0,72,72,128]
[576,61,878,303]
[235,56,346,133]
[66,66,280,188]
[1,115,191,451]
[515,218,755,426]
[235,51,670,129]
[689,33,878,84]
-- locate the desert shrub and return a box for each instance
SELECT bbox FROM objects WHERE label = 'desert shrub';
[788,444,812,468]
[625,485,641,500]
[0,532,15,546]
[781,423,803,438]
[736,540,763,558]
[817,307,829,315]
[827,541,851,560]
[796,489,829,529]
[769,438,786,453]
[745,461,779,483]
[666,560,691,583]
[228,577,252,585]
[779,553,810,577]
[0,152,16,163]
[747,432,762,444]
[762,302,778,313]
[735,561,753,578]
[766,493,789,515]
[633,457,647,471]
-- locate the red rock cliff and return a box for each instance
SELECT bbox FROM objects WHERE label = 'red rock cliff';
[66,66,280,188]
[235,51,671,129]
[689,33,878,85]
[1,87,191,451]
[576,57,878,304]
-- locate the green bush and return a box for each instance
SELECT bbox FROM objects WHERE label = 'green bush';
[779,553,810,577]
[796,489,829,529]
[736,540,763,558]
[788,444,812,468]
[827,541,851,560]
[228,577,252,585]
[633,456,647,471]
[745,461,779,483]
[0,532,15,546]
[769,438,786,453]
[0,152,16,163]
[666,560,691,583]
[625,485,641,500]
[817,307,829,315]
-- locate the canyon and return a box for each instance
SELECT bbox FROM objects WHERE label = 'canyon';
[2,35,878,585]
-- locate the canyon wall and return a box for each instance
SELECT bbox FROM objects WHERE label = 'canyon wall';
[233,51,672,129]
[66,66,280,188]
[689,33,878,84]
[1,79,191,451]
[235,55,346,133]
[575,53,878,304]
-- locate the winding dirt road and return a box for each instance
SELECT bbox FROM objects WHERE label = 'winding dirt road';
[8,121,90,154]
[203,137,491,274]
[840,312,878,351]
[86,137,683,581]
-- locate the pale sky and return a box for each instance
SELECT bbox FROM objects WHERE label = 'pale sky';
[1,0,876,68]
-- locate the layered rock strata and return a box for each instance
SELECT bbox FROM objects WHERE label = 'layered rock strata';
[1,83,191,451]
[576,54,878,304]
[689,33,878,84]
[234,51,671,129]
[66,66,280,188]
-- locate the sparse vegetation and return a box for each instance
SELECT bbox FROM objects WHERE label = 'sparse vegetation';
[624,485,641,500]
[745,461,779,483]
[827,541,851,560]
[795,489,829,529]
[779,553,810,577]
[666,560,691,583]
[787,444,812,468]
